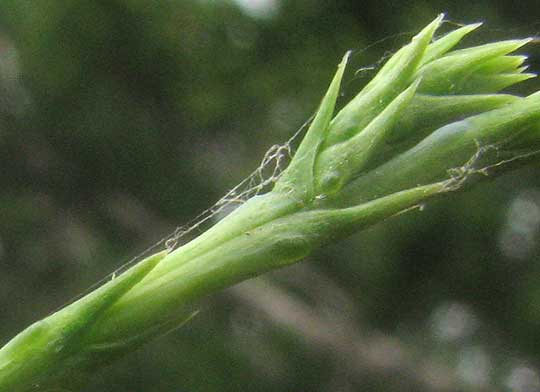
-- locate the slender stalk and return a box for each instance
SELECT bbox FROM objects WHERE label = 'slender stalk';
[1,15,539,391]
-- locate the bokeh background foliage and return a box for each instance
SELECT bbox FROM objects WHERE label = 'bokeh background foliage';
[1,1,540,391]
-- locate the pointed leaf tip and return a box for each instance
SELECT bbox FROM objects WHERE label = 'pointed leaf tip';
[417,14,444,42]
[341,50,352,66]
[469,21,484,29]
[510,37,533,48]
[421,21,483,66]
[274,51,348,199]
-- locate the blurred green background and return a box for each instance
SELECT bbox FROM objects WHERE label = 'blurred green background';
[1,1,540,391]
